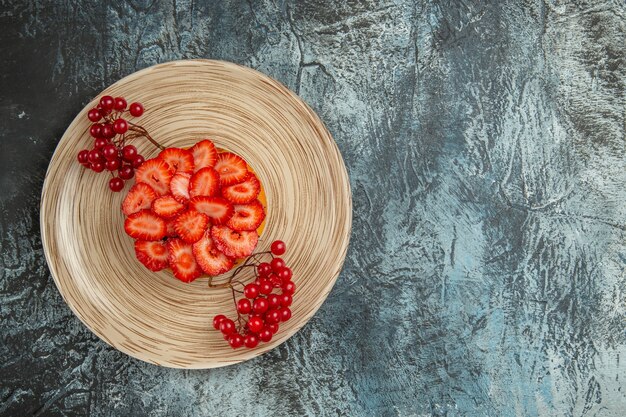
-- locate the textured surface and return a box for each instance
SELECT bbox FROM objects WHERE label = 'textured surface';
[1,0,625,415]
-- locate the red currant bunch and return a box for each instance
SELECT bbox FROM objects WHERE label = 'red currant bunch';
[212,240,295,349]
[76,95,149,192]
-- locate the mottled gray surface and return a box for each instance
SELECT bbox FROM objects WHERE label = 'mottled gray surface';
[1,0,625,416]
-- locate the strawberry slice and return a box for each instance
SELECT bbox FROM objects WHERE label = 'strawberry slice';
[211,225,258,258]
[174,209,209,243]
[189,196,234,225]
[122,183,157,216]
[167,238,202,282]
[135,158,174,195]
[213,152,248,186]
[221,173,261,204]
[191,139,217,171]
[165,218,178,238]
[158,147,194,174]
[192,233,234,276]
[134,240,169,271]
[151,195,186,218]
[170,172,191,202]
[189,167,219,197]
[124,210,166,241]
[227,200,266,231]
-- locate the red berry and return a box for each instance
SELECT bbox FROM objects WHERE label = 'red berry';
[129,102,144,117]
[91,161,105,173]
[253,297,269,314]
[271,257,285,272]
[88,108,102,122]
[265,309,281,324]
[278,267,292,282]
[259,279,273,295]
[244,334,259,348]
[89,124,102,138]
[267,294,281,309]
[122,145,137,161]
[258,329,272,342]
[77,150,89,164]
[219,318,236,335]
[237,299,252,314]
[114,97,127,111]
[282,281,296,295]
[267,323,279,334]
[88,149,102,163]
[257,262,272,277]
[213,314,226,330]
[279,307,292,322]
[101,123,115,139]
[102,144,118,160]
[247,316,264,333]
[271,240,286,255]
[228,333,244,348]
[132,155,145,168]
[113,118,128,134]
[244,283,260,299]
[280,294,292,307]
[118,165,134,180]
[105,158,121,171]
[94,138,108,149]
[100,95,115,110]
[269,273,282,288]
[108,177,124,191]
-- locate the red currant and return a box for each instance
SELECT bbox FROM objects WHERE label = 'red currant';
[89,124,102,138]
[268,273,282,288]
[91,161,105,173]
[243,283,260,299]
[259,279,273,295]
[118,165,134,180]
[253,297,269,314]
[257,262,272,277]
[113,97,127,111]
[278,267,292,282]
[271,257,285,272]
[101,123,115,139]
[94,138,108,149]
[265,309,281,324]
[258,329,272,342]
[105,158,121,171]
[282,281,296,295]
[213,314,226,330]
[267,294,281,309]
[87,108,102,122]
[244,334,259,348]
[102,144,117,160]
[237,298,252,314]
[280,294,292,307]
[122,145,137,161]
[129,102,144,117]
[271,240,286,255]
[267,323,279,334]
[100,95,115,110]
[219,318,236,335]
[77,150,89,164]
[88,149,102,163]
[132,155,145,168]
[228,333,244,348]
[109,177,125,192]
[279,307,292,322]
[247,316,264,333]
[96,104,110,115]
[113,118,128,134]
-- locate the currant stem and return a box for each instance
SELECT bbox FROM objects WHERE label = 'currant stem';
[127,122,165,150]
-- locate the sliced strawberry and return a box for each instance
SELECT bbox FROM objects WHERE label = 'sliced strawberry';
[135,158,174,195]
[227,200,266,231]
[151,195,185,218]
[165,218,178,238]
[191,139,217,171]
[189,167,219,198]
[211,225,258,258]
[189,196,234,225]
[134,240,169,271]
[124,210,166,241]
[192,233,234,276]
[122,183,157,216]
[158,147,194,174]
[221,173,261,204]
[170,172,191,202]
[174,209,209,243]
[213,152,248,186]
[167,238,202,282]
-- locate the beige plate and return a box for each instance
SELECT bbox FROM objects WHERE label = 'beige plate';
[40,60,352,368]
